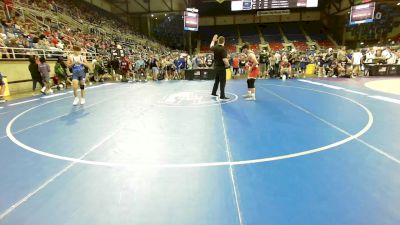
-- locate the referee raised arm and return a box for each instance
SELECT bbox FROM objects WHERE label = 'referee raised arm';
[210,34,230,100]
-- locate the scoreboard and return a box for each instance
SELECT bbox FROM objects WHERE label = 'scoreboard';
[184,8,199,31]
[350,2,376,25]
[231,0,318,11]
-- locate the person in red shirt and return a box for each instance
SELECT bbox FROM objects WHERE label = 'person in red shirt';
[232,55,239,78]
[241,43,259,101]
[43,30,51,37]
[280,59,292,79]
[51,36,59,47]
[120,56,132,82]
[4,0,13,20]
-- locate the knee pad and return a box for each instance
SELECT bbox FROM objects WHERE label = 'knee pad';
[80,84,85,90]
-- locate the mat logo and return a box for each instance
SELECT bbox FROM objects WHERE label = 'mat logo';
[155,90,237,107]
[162,91,212,106]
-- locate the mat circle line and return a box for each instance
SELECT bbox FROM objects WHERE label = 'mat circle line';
[6,84,374,168]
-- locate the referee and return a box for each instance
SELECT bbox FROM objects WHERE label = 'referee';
[210,34,230,100]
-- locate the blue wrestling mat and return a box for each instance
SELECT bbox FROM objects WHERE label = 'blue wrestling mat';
[0,79,400,225]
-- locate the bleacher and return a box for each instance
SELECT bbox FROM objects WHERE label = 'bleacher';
[269,42,284,51]
[259,24,284,51]
[318,40,336,49]
[260,24,283,43]
[303,22,326,41]
[199,26,214,47]
[281,23,308,51]
[302,22,336,49]
[0,0,167,60]
[198,21,345,53]
[199,26,217,52]
[293,42,308,52]
[214,25,238,44]
[199,25,238,52]
[239,25,260,44]
[281,23,306,42]
[200,40,211,52]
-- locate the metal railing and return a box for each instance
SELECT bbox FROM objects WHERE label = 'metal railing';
[0,47,98,60]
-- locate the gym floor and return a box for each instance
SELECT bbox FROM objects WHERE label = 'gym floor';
[0,78,400,225]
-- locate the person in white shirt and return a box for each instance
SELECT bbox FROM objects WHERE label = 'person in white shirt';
[352,50,363,77]
[56,42,64,50]
[274,52,281,63]
[386,49,397,64]
[365,48,375,64]
[382,47,391,60]
[186,56,192,70]
[0,35,9,59]
[274,52,281,75]
[396,50,400,65]
[192,56,198,69]
[386,53,397,64]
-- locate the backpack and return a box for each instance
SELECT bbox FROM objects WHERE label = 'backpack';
[55,63,65,76]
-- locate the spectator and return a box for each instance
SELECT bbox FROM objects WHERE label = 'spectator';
[365,48,375,63]
[280,58,291,79]
[0,35,10,59]
[28,55,44,93]
[55,57,70,89]
[120,56,132,82]
[0,72,6,103]
[352,49,363,77]
[149,55,159,81]
[92,56,106,82]
[38,57,52,94]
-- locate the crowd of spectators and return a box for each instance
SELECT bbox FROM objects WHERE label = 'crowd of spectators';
[99,45,400,86]
[0,0,170,60]
[0,0,189,97]
[154,15,185,50]
[197,44,400,79]
[1,0,400,98]
[250,46,400,78]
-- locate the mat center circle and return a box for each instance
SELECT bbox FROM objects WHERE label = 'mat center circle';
[153,90,238,107]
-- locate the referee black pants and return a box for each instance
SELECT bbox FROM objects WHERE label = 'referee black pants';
[212,68,226,98]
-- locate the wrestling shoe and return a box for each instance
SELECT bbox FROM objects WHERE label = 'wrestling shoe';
[73,97,80,106]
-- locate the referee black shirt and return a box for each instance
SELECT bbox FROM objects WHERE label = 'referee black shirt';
[211,44,227,69]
